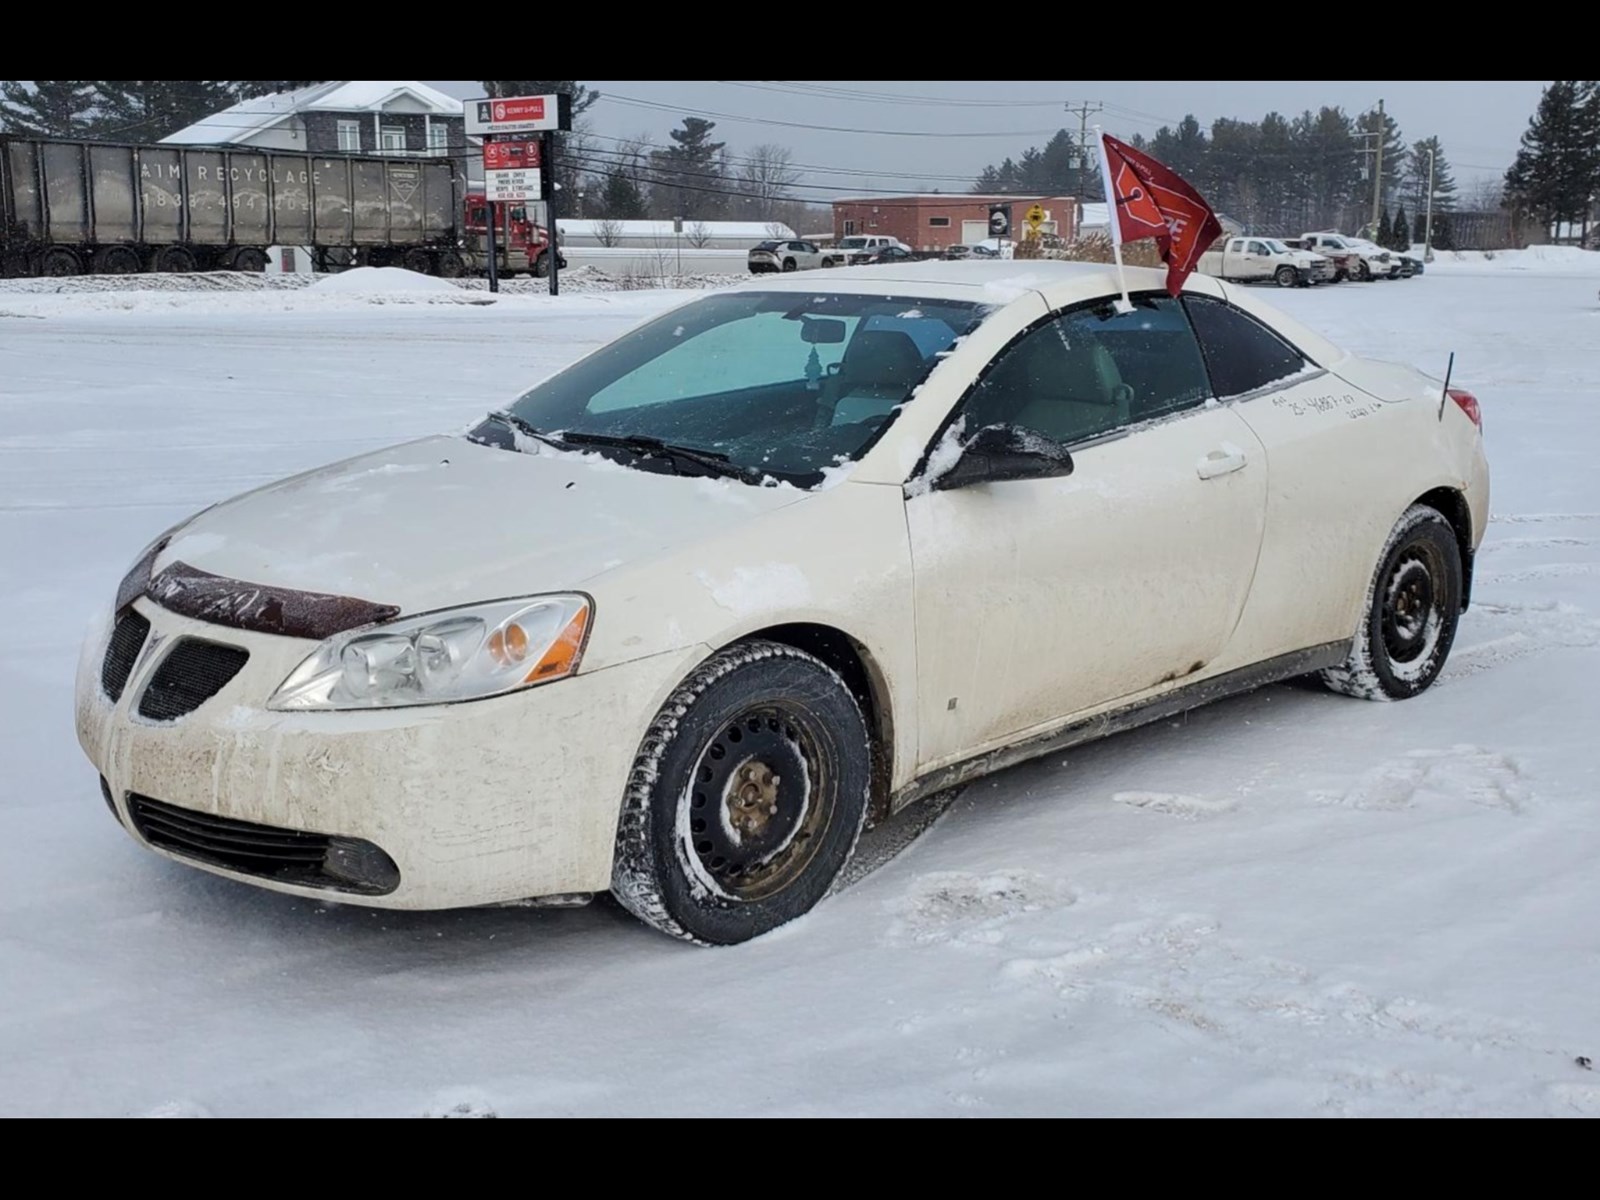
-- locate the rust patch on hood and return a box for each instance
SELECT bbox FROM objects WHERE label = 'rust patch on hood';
[146,561,400,641]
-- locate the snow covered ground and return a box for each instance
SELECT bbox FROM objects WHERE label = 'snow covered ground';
[2,259,1598,1116]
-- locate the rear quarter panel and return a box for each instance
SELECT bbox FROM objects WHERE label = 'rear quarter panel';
[1215,326,1485,671]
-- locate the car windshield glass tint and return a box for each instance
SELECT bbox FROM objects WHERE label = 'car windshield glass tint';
[505,291,990,486]
[754,241,782,250]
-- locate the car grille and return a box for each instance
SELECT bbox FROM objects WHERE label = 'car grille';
[101,610,151,702]
[137,639,249,721]
[126,793,400,895]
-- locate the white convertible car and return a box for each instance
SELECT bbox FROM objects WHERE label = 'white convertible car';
[76,262,1489,944]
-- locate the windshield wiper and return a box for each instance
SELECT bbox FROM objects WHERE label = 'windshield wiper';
[487,409,567,451]
[555,431,766,484]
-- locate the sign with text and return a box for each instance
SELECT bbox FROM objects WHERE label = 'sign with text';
[483,139,539,172]
[485,168,541,202]
[466,93,573,135]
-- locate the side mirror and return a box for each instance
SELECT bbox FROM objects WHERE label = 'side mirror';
[930,424,1075,492]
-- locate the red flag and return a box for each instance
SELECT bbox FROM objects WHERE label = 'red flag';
[1100,132,1223,297]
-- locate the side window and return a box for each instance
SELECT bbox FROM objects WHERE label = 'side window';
[1229,239,1244,253]
[959,295,1212,447]
[1183,295,1312,399]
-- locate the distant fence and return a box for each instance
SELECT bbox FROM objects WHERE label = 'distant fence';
[562,246,750,278]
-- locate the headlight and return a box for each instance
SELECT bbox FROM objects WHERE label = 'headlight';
[268,594,591,711]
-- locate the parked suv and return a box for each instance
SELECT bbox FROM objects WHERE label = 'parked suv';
[748,240,824,274]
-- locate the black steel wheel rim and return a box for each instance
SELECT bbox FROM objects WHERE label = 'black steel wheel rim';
[683,704,832,902]
[1381,551,1439,664]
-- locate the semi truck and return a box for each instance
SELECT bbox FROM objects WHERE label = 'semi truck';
[0,134,558,279]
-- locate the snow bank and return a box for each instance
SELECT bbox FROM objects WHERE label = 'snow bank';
[1425,245,1600,275]
[310,267,469,296]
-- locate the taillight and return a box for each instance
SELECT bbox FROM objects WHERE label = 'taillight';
[1448,388,1482,430]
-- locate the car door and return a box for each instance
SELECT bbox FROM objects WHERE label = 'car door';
[1246,240,1274,279]
[906,291,1269,771]
[1180,290,1402,666]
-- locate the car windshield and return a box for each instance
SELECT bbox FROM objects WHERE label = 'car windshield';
[492,290,991,486]
[1324,237,1350,248]
[1264,239,1292,253]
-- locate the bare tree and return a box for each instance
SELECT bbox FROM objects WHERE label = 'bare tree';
[593,218,624,248]
[739,143,800,222]
[1463,176,1505,212]
[685,221,714,249]
[765,222,791,239]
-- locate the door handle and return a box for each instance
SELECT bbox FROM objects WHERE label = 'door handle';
[1196,444,1248,480]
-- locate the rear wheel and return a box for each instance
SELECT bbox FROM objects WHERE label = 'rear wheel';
[40,247,82,276]
[782,257,797,272]
[435,250,466,278]
[402,248,435,275]
[611,641,871,945]
[153,246,196,274]
[232,247,268,273]
[1319,505,1462,701]
[94,245,141,275]
[1274,265,1297,288]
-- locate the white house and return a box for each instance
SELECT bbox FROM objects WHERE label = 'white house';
[161,81,464,159]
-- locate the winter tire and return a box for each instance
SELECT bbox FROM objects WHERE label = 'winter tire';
[1319,504,1462,701]
[1357,260,1372,282]
[1274,265,1297,288]
[532,252,550,278]
[154,246,196,274]
[40,247,82,276]
[402,248,435,275]
[782,258,797,272]
[435,250,466,278]
[232,247,269,273]
[94,246,141,275]
[611,641,871,945]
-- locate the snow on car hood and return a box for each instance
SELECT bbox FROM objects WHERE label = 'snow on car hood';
[151,435,810,617]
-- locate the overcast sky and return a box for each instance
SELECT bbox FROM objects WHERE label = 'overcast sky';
[429,81,1546,200]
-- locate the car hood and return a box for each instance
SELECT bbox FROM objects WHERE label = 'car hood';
[151,435,811,618]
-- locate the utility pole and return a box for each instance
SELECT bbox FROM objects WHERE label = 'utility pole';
[1370,97,1385,238]
[1064,101,1104,201]
[1423,145,1436,261]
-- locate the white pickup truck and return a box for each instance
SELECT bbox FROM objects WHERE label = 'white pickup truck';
[1292,232,1399,281]
[1198,236,1333,287]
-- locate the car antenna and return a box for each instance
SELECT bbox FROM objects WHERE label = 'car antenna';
[1437,351,1455,422]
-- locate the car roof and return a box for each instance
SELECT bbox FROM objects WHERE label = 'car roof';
[724,258,1170,303]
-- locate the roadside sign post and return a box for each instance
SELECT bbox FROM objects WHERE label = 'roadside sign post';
[466,93,574,297]
[989,203,1012,259]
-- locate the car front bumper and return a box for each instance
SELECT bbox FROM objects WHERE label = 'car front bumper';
[75,598,701,909]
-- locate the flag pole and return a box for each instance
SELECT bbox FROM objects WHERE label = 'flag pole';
[1094,126,1134,314]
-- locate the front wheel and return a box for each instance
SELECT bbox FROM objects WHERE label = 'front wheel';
[1274,265,1297,288]
[532,251,550,278]
[1319,505,1462,701]
[611,641,871,945]
[1357,260,1372,282]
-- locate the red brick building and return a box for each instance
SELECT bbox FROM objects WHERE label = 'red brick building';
[832,194,1079,252]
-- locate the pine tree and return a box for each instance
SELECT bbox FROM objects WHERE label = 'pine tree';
[1504,80,1600,235]
[1404,136,1457,217]
[235,82,327,100]
[92,81,240,141]
[599,169,646,220]
[1413,209,1427,245]
[1392,204,1411,250]
[1431,211,1456,251]
[1376,204,1391,246]
[0,81,98,137]
[649,118,727,219]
